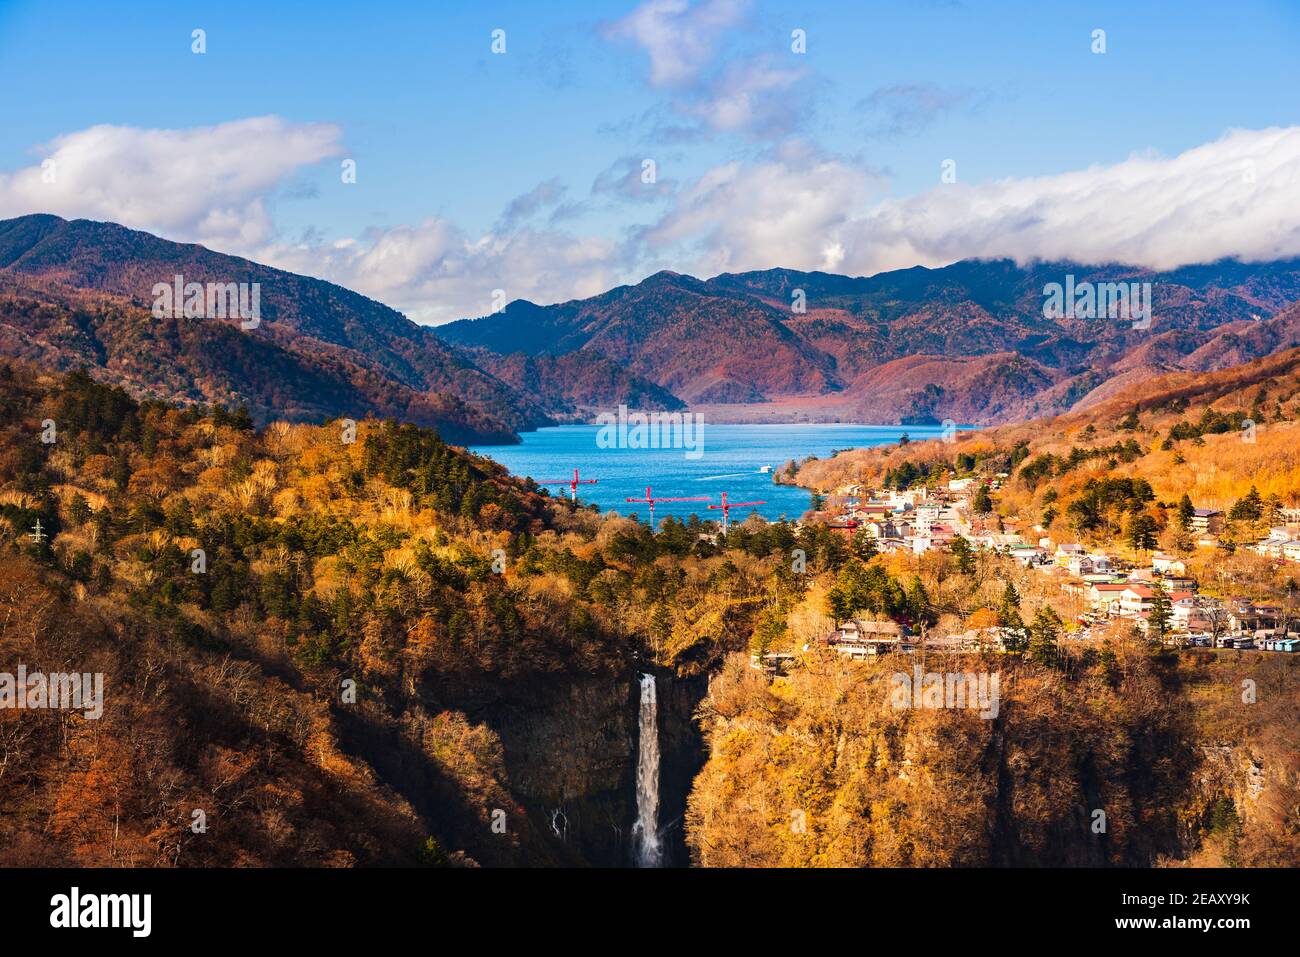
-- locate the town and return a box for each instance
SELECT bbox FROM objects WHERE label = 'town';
[769,473,1300,667]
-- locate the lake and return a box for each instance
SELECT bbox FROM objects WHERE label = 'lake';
[470,422,953,526]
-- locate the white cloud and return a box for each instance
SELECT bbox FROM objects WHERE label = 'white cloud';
[592,154,677,201]
[602,0,808,140]
[496,178,568,230]
[679,57,809,137]
[0,117,619,325]
[5,116,1299,327]
[263,220,622,326]
[637,142,879,275]
[603,0,750,89]
[0,117,343,250]
[637,127,1300,277]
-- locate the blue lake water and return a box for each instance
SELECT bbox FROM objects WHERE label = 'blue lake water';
[470,423,952,526]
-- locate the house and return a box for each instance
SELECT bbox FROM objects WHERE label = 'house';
[1066,555,1097,577]
[858,504,896,521]
[1009,545,1048,567]
[1054,544,1087,567]
[1087,582,1130,613]
[1151,553,1186,576]
[1060,578,1089,598]
[1066,552,1115,577]
[885,488,928,508]
[1258,535,1300,564]
[1119,585,1157,617]
[1250,529,1298,559]
[823,619,914,659]
[827,518,861,538]
[1229,603,1281,633]
[947,627,1017,652]
[1169,592,1198,627]
[928,523,957,544]
[1087,552,1114,573]
[1190,509,1224,534]
[750,652,797,675]
[863,519,903,540]
[1081,573,1122,585]
[921,632,983,652]
[912,505,942,531]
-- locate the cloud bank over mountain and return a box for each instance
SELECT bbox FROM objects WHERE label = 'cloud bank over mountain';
[2,117,1298,325]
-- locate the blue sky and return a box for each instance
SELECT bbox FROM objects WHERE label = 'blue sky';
[1,0,1298,322]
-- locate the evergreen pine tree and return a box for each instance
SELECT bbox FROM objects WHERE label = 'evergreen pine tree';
[1148,584,1172,642]
[1027,607,1063,667]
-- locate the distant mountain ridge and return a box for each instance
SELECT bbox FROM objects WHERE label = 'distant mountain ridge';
[0,214,543,443]
[5,214,1300,435]
[438,257,1300,425]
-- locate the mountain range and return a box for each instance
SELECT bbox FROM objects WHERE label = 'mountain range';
[440,258,1300,425]
[0,215,562,443]
[5,214,1300,437]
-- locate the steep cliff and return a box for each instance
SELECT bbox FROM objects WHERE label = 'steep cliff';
[684,643,1299,867]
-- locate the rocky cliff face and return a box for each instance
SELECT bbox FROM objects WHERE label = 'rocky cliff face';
[1168,652,1300,867]
[335,665,710,867]
[339,646,1300,869]
[680,647,1300,868]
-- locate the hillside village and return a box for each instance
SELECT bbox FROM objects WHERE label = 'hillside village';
[775,472,1300,667]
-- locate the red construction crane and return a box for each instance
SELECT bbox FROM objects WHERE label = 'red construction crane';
[538,467,597,502]
[708,491,766,534]
[625,485,710,529]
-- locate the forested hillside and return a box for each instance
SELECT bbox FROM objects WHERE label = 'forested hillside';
[0,214,542,443]
[792,344,1300,534]
[0,360,813,865]
[2,360,1293,868]
[689,644,1298,867]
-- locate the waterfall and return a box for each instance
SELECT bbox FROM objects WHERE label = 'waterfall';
[632,672,662,867]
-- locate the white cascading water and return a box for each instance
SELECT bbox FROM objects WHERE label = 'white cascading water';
[632,672,663,867]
